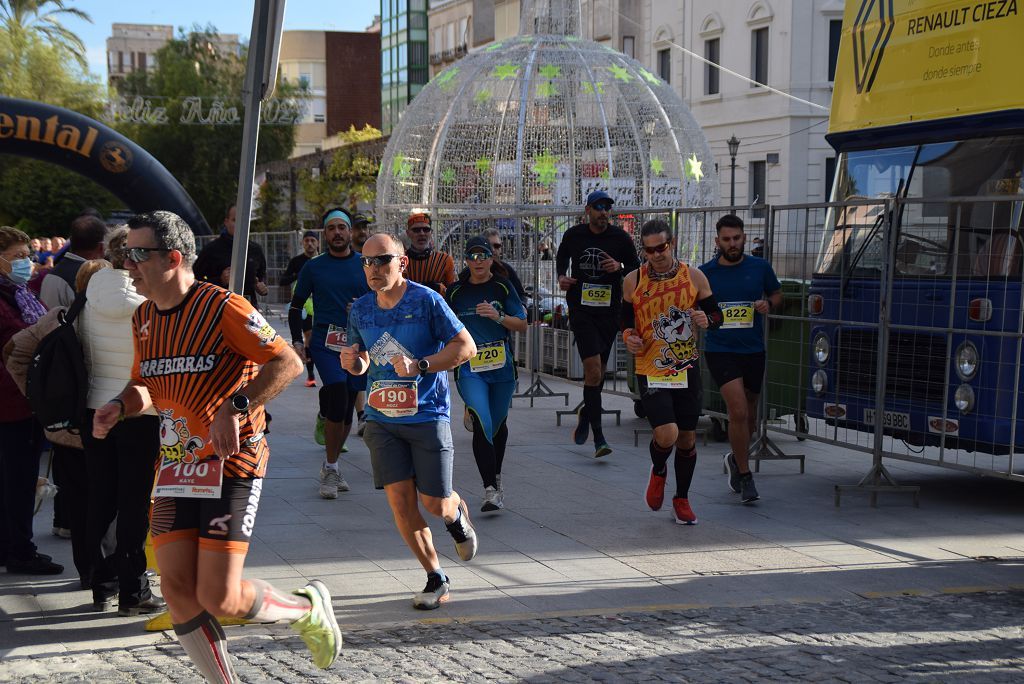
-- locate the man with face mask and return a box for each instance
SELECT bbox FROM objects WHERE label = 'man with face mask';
[698,214,782,505]
[288,209,370,499]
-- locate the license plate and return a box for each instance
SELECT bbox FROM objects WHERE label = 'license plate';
[863,409,910,430]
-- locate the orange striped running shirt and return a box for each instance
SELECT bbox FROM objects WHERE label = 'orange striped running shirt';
[131,281,286,478]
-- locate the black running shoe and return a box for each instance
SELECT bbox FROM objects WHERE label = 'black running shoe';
[739,474,760,504]
[573,405,589,445]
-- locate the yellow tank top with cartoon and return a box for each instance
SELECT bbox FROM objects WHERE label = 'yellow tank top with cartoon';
[634,263,700,378]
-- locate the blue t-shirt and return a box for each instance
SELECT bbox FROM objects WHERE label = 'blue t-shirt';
[348,281,465,424]
[699,255,782,353]
[446,275,526,384]
[293,251,370,347]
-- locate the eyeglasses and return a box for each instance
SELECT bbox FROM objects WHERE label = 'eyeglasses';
[361,254,401,267]
[126,247,170,263]
[642,241,673,255]
[591,202,613,212]
[410,226,432,234]
[490,243,502,250]
[466,252,491,261]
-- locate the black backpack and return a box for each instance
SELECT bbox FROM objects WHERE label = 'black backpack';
[26,291,89,434]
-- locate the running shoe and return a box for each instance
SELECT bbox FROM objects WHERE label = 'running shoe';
[412,572,450,610]
[645,466,667,511]
[672,497,698,525]
[594,442,612,458]
[52,526,71,539]
[724,452,741,493]
[314,414,326,446]
[739,474,760,504]
[118,594,167,617]
[291,579,343,669]
[444,499,478,561]
[357,415,366,438]
[340,443,349,454]
[319,465,348,499]
[304,378,316,388]
[572,405,589,445]
[481,485,503,512]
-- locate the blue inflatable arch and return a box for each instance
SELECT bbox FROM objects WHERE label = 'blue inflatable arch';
[0,97,212,235]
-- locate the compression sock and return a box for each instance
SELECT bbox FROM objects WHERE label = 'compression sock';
[173,611,240,683]
[306,362,315,381]
[471,413,498,488]
[649,440,672,475]
[583,384,605,443]
[674,447,698,499]
[493,421,509,475]
[243,579,312,623]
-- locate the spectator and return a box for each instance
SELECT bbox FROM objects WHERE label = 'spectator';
[194,204,269,308]
[0,225,61,575]
[36,237,53,269]
[539,236,554,261]
[40,216,107,309]
[28,238,41,264]
[79,229,165,615]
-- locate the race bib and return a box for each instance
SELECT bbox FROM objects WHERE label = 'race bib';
[470,341,507,373]
[368,379,418,417]
[581,283,612,307]
[720,302,755,329]
[647,371,688,389]
[154,457,223,499]
[325,324,347,351]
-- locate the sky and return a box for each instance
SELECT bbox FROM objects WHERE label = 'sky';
[66,0,382,82]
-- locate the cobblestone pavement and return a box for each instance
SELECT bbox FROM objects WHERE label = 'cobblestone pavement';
[5,591,1023,682]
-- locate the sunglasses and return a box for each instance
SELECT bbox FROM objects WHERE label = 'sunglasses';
[410,226,432,234]
[126,247,170,263]
[643,241,673,255]
[591,202,613,212]
[466,252,491,261]
[361,254,401,267]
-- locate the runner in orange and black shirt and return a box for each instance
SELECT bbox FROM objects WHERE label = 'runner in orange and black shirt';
[405,211,456,294]
[92,211,342,681]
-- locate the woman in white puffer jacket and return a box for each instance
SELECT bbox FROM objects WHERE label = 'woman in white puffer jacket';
[79,226,165,616]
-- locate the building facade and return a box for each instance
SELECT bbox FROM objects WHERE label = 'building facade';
[381,0,430,135]
[106,24,173,87]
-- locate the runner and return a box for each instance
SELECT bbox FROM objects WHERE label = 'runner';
[698,214,782,504]
[282,230,320,387]
[404,211,456,294]
[347,214,371,438]
[341,233,479,610]
[555,190,640,458]
[93,211,341,680]
[446,237,527,512]
[351,212,371,252]
[289,208,369,499]
[623,219,722,524]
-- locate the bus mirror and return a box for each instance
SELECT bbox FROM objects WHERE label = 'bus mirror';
[968,298,992,323]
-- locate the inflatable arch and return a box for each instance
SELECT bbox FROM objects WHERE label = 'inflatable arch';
[0,97,212,234]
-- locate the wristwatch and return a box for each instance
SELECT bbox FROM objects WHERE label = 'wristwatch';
[417,358,430,373]
[497,311,506,325]
[230,393,251,414]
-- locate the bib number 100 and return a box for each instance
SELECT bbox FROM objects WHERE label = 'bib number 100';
[171,461,211,478]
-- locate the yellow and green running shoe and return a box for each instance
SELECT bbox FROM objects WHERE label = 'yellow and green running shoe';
[290,579,342,669]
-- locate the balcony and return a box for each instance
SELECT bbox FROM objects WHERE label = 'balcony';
[455,43,467,57]
[429,52,442,65]
[442,49,454,62]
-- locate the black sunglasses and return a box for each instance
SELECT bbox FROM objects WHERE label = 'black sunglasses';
[410,226,432,234]
[126,247,170,263]
[591,202,613,212]
[643,241,673,255]
[361,254,402,267]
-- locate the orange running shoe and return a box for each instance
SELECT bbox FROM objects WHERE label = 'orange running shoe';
[645,467,667,510]
[672,497,697,525]
[304,378,316,387]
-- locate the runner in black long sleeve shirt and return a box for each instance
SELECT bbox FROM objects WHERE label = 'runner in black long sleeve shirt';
[554,191,640,458]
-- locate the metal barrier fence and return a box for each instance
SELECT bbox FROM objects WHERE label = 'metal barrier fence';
[196,231,303,303]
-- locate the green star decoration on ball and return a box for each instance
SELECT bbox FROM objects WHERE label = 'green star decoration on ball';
[537,81,558,97]
[650,157,665,176]
[685,154,704,182]
[392,154,412,180]
[433,67,459,90]
[475,157,492,174]
[608,65,632,82]
[474,89,492,105]
[494,63,520,80]
[441,167,456,185]
[638,67,660,85]
[538,64,561,80]
[532,151,559,186]
[581,80,605,95]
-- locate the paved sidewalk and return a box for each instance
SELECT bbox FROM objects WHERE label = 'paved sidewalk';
[2,360,1023,680]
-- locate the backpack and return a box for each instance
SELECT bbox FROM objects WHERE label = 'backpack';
[26,291,89,434]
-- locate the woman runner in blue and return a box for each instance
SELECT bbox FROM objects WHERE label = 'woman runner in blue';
[446,236,527,512]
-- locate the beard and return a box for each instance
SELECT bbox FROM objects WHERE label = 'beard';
[721,247,744,263]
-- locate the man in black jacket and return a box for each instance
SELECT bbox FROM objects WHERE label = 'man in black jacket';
[194,205,268,308]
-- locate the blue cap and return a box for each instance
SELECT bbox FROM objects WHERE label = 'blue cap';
[586,190,614,207]
[464,235,493,257]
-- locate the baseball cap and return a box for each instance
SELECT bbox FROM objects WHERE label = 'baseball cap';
[464,235,493,257]
[408,211,431,228]
[302,230,319,240]
[586,190,614,207]
[352,212,372,226]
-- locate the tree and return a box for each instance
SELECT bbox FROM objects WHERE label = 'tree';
[115,26,303,230]
[0,156,120,233]
[0,0,90,68]
[253,176,286,232]
[299,126,382,218]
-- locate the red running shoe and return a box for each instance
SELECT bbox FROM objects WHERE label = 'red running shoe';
[645,467,667,511]
[672,497,697,525]
[304,378,316,387]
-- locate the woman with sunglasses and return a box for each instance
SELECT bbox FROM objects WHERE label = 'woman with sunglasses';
[445,236,528,512]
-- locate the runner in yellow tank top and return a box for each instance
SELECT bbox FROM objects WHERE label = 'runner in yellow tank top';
[621,220,723,525]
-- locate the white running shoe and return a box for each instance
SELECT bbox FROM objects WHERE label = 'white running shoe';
[481,485,503,512]
[319,465,347,499]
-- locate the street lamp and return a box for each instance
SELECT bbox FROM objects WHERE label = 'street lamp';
[727,135,740,208]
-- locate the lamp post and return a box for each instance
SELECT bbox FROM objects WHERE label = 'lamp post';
[727,135,740,208]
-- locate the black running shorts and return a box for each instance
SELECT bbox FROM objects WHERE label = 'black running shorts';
[150,477,264,554]
[704,351,767,395]
[637,371,703,431]
[569,308,619,364]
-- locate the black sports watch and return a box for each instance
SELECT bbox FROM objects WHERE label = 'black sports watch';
[230,393,251,414]
[417,358,430,373]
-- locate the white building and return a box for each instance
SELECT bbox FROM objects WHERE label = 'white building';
[106,24,241,88]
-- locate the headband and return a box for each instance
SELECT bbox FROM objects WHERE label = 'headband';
[323,210,352,228]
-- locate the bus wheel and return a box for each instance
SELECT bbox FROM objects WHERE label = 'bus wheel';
[710,417,729,442]
[633,400,646,419]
